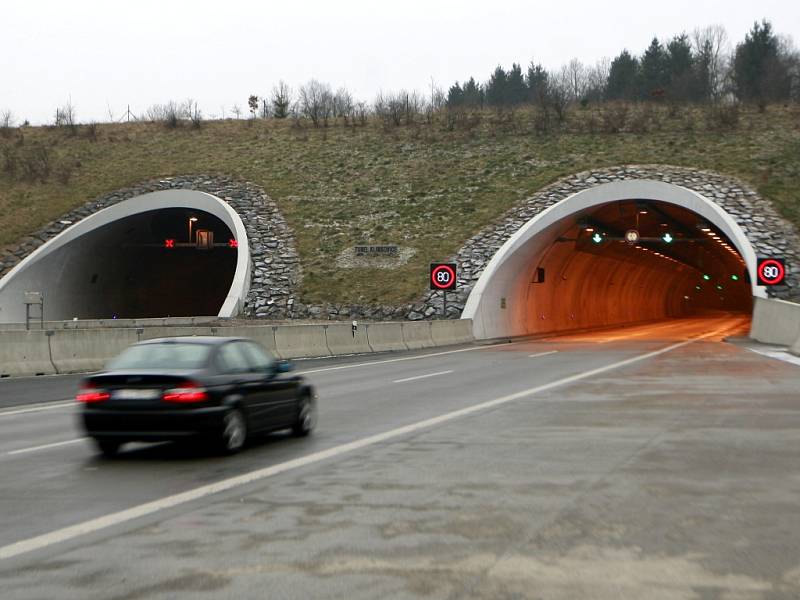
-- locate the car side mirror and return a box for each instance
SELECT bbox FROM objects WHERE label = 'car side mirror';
[275,360,294,373]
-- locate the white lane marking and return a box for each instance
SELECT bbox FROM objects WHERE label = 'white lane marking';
[744,347,800,367]
[393,370,454,384]
[0,328,726,562]
[297,342,512,375]
[7,438,88,456]
[0,400,74,418]
[529,351,559,358]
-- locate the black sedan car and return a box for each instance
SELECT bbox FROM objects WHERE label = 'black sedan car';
[76,336,317,456]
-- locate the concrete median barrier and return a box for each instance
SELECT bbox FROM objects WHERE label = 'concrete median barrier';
[431,319,474,347]
[402,321,435,350]
[273,324,329,359]
[0,318,481,376]
[750,297,800,346]
[222,326,279,355]
[49,328,141,373]
[365,323,408,353]
[137,327,215,341]
[0,330,56,376]
[325,323,373,356]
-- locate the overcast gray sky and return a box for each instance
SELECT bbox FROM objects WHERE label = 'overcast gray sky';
[2,0,797,124]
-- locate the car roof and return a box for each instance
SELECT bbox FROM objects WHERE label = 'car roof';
[136,336,249,346]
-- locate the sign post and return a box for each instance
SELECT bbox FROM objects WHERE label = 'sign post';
[756,258,786,286]
[430,263,457,317]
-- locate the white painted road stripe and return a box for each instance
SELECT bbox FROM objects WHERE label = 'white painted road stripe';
[529,351,559,358]
[393,370,454,384]
[0,400,74,418]
[7,438,88,456]
[0,329,726,562]
[297,342,512,375]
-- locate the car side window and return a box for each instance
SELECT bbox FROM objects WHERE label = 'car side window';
[239,342,276,372]
[215,342,252,374]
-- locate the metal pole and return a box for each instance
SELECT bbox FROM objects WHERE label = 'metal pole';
[443,291,447,318]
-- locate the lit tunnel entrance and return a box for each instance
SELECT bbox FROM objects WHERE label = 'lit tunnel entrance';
[463,180,762,339]
[0,190,251,322]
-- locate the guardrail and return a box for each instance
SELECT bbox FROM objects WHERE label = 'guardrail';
[0,319,476,377]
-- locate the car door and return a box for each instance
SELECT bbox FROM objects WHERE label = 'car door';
[239,341,298,427]
[215,341,271,429]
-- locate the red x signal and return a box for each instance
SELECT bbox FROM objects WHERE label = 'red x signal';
[164,239,175,248]
[228,239,238,248]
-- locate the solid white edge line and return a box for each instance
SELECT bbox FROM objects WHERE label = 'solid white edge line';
[0,400,75,418]
[0,326,729,562]
[528,351,559,358]
[7,438,89,456]
[393,370,454,384]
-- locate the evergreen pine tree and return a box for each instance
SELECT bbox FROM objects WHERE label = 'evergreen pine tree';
[606,50,639,100]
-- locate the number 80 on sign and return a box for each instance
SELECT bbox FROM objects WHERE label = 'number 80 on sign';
[430,263,457,291]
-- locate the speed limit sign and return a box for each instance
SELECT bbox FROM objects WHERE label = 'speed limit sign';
[430,263,457,291]
[756,257,786,286]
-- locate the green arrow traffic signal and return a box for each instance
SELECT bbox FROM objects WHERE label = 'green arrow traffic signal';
[662,233,674,243]
[703,274,711,281]
[731,274,739,281]
[591,233,603,244]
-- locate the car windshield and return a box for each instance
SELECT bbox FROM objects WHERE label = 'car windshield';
[106,342,211,370]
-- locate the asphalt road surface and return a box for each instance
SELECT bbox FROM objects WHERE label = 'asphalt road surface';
[2,315,800,599]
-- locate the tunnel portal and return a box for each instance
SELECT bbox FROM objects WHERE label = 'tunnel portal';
[464,180,761,339]
[0,190,250,322]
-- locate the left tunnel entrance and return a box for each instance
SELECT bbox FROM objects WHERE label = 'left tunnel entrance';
[0,190,251,322]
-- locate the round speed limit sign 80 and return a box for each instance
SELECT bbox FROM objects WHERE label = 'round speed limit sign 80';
[430,263,457,291]
[756,258,786,286]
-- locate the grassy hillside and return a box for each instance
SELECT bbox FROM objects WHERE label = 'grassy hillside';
[1,104,798,305]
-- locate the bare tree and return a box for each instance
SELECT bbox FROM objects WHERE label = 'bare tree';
[232,104,243,119]
[271,81,292,119]
[693,25,731,102]
[55,99,78,134]
[545,69,571,122]
[562,59,588,103]
[332,87,354,121]
[298,79,333,127]
[0,109,14,137]
[259,98,271,119]
[585,58,611,102]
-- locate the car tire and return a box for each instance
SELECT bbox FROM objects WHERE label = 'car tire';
[292,393,317,437]
[218,408,247,455]
[94,439,121,458]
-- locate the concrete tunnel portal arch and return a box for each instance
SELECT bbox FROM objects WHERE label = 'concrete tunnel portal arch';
[0,190,251,322]
[463,180,763,340]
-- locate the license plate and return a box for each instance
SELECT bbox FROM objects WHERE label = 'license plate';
[113,389,161,400]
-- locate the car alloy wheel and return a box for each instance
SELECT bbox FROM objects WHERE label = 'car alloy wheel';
[221,408,247,453]
[293,395,317,436]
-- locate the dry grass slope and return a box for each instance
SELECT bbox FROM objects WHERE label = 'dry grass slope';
[1,104,798,306]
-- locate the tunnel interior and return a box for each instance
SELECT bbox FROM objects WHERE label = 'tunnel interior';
[5,208,238,320]
[492,199,752,337]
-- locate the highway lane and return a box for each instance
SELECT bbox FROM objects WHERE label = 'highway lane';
[0,316,748,547]
[3,313,798,597]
